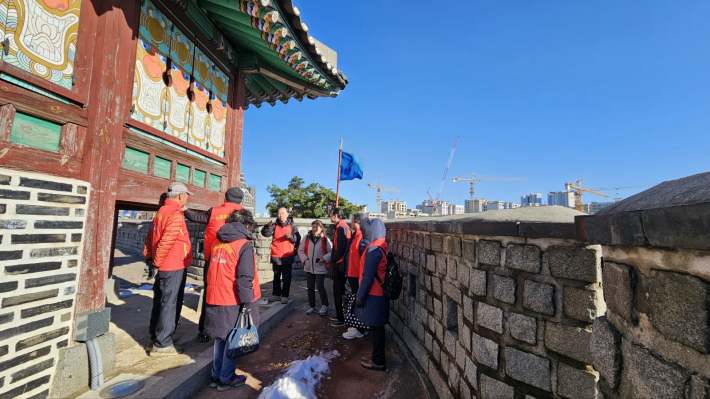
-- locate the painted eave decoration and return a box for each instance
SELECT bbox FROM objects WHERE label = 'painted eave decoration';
[197,0,348,109]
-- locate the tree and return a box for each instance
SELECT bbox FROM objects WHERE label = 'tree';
[265,176,364,218]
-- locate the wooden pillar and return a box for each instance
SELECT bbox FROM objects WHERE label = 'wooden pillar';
[75,0,140,314]
[226,72,246,189]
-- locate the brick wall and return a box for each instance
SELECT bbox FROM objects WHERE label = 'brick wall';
[386,215,604,399]
[0,167,90,399]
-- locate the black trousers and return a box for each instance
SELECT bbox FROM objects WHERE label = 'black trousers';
[272,263,292,298]
[150,268,187,348]
[198,261,209,334]
[372,325,386,366]
[347,277,359,296]
[306,272,329,308]
[332,267,347,322]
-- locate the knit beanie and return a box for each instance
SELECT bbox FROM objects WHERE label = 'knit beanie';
[225,187,244,204]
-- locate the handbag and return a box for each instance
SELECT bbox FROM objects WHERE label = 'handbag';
[225,307,259,359]
[343,294,371,330]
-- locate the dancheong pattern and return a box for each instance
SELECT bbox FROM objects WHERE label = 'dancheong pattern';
[131,0,230,158]
[0,0,81,90]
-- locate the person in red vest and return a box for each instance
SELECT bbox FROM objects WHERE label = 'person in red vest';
[342,212,367,339]
[329,208,351,327]
[261,207,300,304]
[183,187,245,342]
[297,219,332,316]
[356,217,390,371]
[203,209,261,391]
[143,183,193,356]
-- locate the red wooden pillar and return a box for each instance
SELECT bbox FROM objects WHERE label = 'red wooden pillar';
[75,0,140,314]
[226,72,246,189]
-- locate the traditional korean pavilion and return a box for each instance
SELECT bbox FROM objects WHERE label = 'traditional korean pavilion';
[0,0,346,397]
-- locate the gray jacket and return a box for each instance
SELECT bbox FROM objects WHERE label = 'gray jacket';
[297,232,332,275]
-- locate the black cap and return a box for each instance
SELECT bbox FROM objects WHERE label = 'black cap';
[225,187,244,204]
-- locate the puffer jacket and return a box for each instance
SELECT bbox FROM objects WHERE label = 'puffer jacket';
[297,232,332,274]
[143,198,192,271]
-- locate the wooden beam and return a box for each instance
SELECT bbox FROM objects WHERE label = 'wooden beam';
[226,72,245,190]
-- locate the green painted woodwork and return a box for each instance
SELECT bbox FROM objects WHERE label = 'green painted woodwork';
[0,74,70,104]
[209,174,222,191]
[176,164,190,184]
[123,148,150,173]
[129,128,225,166]
[154,157,172,179]
[193,169,206,187]
[9,112,62,152]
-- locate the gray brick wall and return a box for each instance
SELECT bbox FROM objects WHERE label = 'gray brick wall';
[387,227,604,399]
[0,167,90,399]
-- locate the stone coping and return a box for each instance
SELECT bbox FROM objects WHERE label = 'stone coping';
[386,206,582,240]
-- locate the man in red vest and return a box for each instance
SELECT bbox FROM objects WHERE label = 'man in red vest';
[143,183,194,356]
[329,208,351,327]
[184,187,245,342]
[261,207,300,304]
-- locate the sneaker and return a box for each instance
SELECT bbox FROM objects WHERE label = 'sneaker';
[331,321,346,327]
[217,374,247,391]
[361,358,386,371]
[361,355,371,362]
[197,333,210,343]
[149,344,184,356]
[268,295,280,302]
[318,306,329,316]
[343,327,364,339]
[329,315,339,321]
[281,297,288,304]
[306,307,316,315]
[209,377,220,388]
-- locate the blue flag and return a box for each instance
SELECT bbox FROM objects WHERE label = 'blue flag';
[340,151,364,181]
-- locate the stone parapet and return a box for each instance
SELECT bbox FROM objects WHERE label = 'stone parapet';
[386,207,603,399]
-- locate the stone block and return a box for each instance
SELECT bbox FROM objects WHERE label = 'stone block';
[444,281,462,305]
[463,296,474,322]
[457,261,470,290]
[25,273,77,288]
[445,330,457,357]
[11,234,66,244]
[622,342,690,399]
[557,363,599,399]
[505,347,551,391]
[590,317,622,388]
[509,312,537,345]
[37,192,86,204]
[429,360,455,399]
[447,258,458,281]
[0,376,50,399]
[477,240,502,266]
[545,322,593,364]
[547,246,601,283]
[690,375,709,399]
[563,287,604,323]
[0,250,23,261]
[437,255,448,276]
[432,340,441,364]
[434,298,443,321]
[465,357,478,390]
[523,280,555,316]
[0,313,12,325]
[463,240,475,261]
[493,275,516,305]
[472,333,499,369]
[1,289,59,308]
[455,342,466,370]
[432,235,444,252]
[460,380,471,399]
[0,346,50,372]
[21,299,73,318]
[505,245,541,273]
[432,277,442,296]
[470,269,487,297]
[476,303,503,334]
[16,205,70,216]
[19,177,72,192]
[10,358,54,383]
[0,282,17,293]
[480,374,514,399]
[602,261,634,321]
[460,323,471,352]
[427,254,436,272]
[5,261,61,275]
[648,270,709,354]
[50,333,117,399]
[449,361,461,393]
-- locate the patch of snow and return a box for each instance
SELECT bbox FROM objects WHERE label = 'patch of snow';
[257,350,340,399]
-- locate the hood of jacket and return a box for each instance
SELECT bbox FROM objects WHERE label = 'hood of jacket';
[216,221,252,243]
[360,217,386,245]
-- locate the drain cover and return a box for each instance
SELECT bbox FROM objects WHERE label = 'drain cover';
[98,379,145,398]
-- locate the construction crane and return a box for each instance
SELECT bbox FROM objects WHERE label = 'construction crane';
[452,173,528,202]
[367,179,402,213]
[426,136,459,215]
[565,178,609,212]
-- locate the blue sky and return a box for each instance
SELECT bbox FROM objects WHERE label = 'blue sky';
[242,1,710,214]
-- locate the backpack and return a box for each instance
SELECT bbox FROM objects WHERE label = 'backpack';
[374,250,403,300]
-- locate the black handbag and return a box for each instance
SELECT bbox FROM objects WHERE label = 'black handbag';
[226,308,259,359]
[343,294,370,330]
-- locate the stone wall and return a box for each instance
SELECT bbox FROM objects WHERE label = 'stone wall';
[581,172,710,399]
[0,167,90,399]
[385,208,604,399]
[115,217,336,283]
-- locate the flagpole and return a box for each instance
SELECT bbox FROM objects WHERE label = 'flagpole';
[336,138,343,208]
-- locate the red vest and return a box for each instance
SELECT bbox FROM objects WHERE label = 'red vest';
[347,228,363,278]
[270,224,295,258]
[333,220,351,264]
[204,202,244,260]
[206,238,261,306]
[359,238,389,296]
[149,199,192,271]
[305,235,327,256]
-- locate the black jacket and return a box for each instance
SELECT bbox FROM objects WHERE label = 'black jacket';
[329,222,350,271]
[183,208,212,224]
[261,217,301,265]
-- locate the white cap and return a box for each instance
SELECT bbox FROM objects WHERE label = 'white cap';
[168,183,193,195]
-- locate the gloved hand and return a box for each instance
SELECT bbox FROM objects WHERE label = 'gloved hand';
[356,298,364,308]
[284,233,292,239]
[143,259,158,280]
